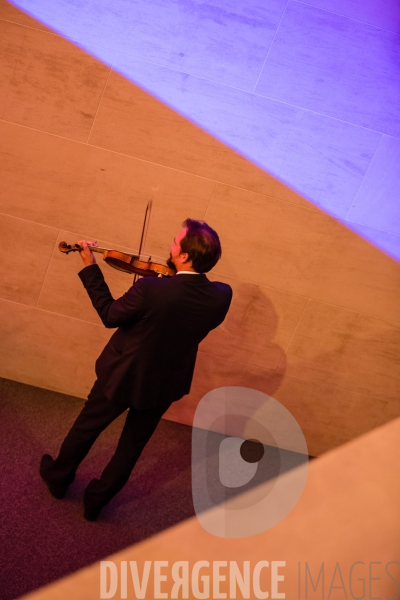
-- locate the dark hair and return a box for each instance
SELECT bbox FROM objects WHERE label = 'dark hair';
[180,219,222,273]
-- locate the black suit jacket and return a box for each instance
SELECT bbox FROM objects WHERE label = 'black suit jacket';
[79,264,232,409]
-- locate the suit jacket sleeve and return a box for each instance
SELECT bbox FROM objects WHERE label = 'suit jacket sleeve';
[78,264,144,328]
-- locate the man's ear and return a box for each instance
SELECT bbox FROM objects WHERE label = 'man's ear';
[180,253,194,268]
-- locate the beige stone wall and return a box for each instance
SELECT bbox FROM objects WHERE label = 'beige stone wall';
[1,2,399,456]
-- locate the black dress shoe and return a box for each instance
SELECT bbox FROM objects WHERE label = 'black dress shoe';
[84,504,104,521]
[39,454,69,499]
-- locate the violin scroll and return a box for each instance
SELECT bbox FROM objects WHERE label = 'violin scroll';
[59,241,82,254]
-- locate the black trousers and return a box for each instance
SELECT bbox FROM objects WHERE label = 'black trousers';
[45,379,171,508]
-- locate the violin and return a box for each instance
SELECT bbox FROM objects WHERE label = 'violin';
[58,242,175,277]
[59,201,175,278]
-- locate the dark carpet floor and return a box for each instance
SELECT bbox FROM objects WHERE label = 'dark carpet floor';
[0,377,311,600]
[0,377,196,600]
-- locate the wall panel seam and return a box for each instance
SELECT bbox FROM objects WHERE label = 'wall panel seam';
[0,210,59,230]
[197,348,400,404]
[85,58,114,144]
[293,0,400,35]
[252,0,291,93]
[344,133,383,220]
[210,272,400,325]
[0,296,105,327]
[35,232,61,308]
[276,298,309,371]
[0,17,61,37]
[202,181,219,222]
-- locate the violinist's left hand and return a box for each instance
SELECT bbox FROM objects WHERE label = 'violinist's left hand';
[78,240,97,267]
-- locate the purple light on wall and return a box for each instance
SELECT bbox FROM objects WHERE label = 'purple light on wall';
[9,0,400,261]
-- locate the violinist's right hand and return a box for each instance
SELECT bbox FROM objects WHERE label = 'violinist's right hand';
[78,240,97,267]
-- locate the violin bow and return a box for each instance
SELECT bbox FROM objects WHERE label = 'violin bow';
[134,200,152,284]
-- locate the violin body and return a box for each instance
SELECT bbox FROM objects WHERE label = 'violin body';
[58,242,175,278]
[103,249,175,277]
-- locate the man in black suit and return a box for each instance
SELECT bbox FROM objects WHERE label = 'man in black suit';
[40,219,232,520]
